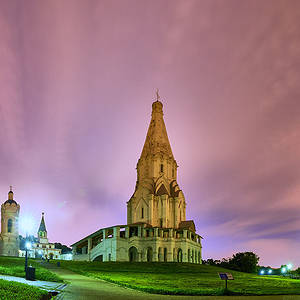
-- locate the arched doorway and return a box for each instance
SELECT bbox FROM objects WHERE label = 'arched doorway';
[177,248,183,262]
[128,246,138,262]
[158,247,162,262]
[146,247,153,262]
[49,253,54,259]
[93,255,103,262]
[163,248,167,262]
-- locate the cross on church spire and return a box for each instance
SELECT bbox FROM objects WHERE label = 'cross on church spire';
[155,88,160,102]
[9,186,13,192]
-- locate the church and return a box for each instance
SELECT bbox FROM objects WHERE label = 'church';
[19,213,62,260]
[0,187,20,256]
[71,96,203,263]
[0,187,61,259]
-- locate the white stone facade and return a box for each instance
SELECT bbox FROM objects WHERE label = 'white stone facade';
[72,224,201,263]
[0,189,20,257]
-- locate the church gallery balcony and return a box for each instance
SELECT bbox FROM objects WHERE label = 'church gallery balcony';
[72,223,202,261]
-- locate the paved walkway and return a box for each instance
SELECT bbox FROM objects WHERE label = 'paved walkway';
[0,274,65,293]
[43,263,300,300]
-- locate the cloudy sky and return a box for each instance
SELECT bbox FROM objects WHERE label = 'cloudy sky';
[0,0,299,267]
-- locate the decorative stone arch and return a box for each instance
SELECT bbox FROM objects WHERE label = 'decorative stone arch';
[177,248,183,262]
[128,246,138,262]
[135,197,149,220]
[155,177,170,196]
[93,254,103,262]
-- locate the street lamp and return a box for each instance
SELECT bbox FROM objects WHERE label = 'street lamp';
[268,269,272,274]
[25,241,32,271]
[20,216,34,272]
[281,267,287,274]
[260,270,265,275]
[287,264,293,270]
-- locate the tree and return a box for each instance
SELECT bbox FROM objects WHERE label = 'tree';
[229,252,259,273]
[54,243,72,254]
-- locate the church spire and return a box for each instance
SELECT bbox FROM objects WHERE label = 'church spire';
[38,212,47,233]
[140,94,174,160]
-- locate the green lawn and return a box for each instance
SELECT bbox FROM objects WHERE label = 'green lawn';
[0,279,48,300]
[0,256,63,283]
[54,261,300,296]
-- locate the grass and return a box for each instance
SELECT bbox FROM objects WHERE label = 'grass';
[0,256,63,283]
[0,279,49,300]
[53,261,300,296]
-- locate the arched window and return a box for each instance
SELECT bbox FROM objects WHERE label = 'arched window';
[177,248,183,262]
[160,164,164,172]
[7,219,12,233]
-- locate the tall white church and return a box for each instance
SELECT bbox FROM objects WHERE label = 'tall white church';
[72,96,202,263]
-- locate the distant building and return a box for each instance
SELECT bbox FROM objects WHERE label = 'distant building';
[19,213,62,259]
[72,95,203,263]
[0,187,20,257]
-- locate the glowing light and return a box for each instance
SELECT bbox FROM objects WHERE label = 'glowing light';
[281,267,287,273]
[19,216,35,235]
[287,264,293,270]
[38,250,43,255]
[260,270,264,275]
[25,242,32,250]
[268,269,272,274]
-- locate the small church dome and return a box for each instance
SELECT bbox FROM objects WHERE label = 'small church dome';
[4,199,18,206]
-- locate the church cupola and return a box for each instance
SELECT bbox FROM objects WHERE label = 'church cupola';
[5,186,18,206]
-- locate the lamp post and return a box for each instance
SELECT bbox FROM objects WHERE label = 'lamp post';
[20,216,34,272]
[24,241,32,271]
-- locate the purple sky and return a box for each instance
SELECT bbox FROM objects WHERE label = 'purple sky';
[0,0,300,267]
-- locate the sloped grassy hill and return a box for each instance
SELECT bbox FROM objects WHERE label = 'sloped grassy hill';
[0,256,63,282]
[55,261,300,296]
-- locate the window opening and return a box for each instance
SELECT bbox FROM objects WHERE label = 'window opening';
[7,219,12,233]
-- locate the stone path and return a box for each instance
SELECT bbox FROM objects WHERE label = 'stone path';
[43,263,300,300]
[0,274,66,294]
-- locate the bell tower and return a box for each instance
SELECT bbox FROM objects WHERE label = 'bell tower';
[38,212,48,244]
[0,187,20,256]
[127,93,187,229]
